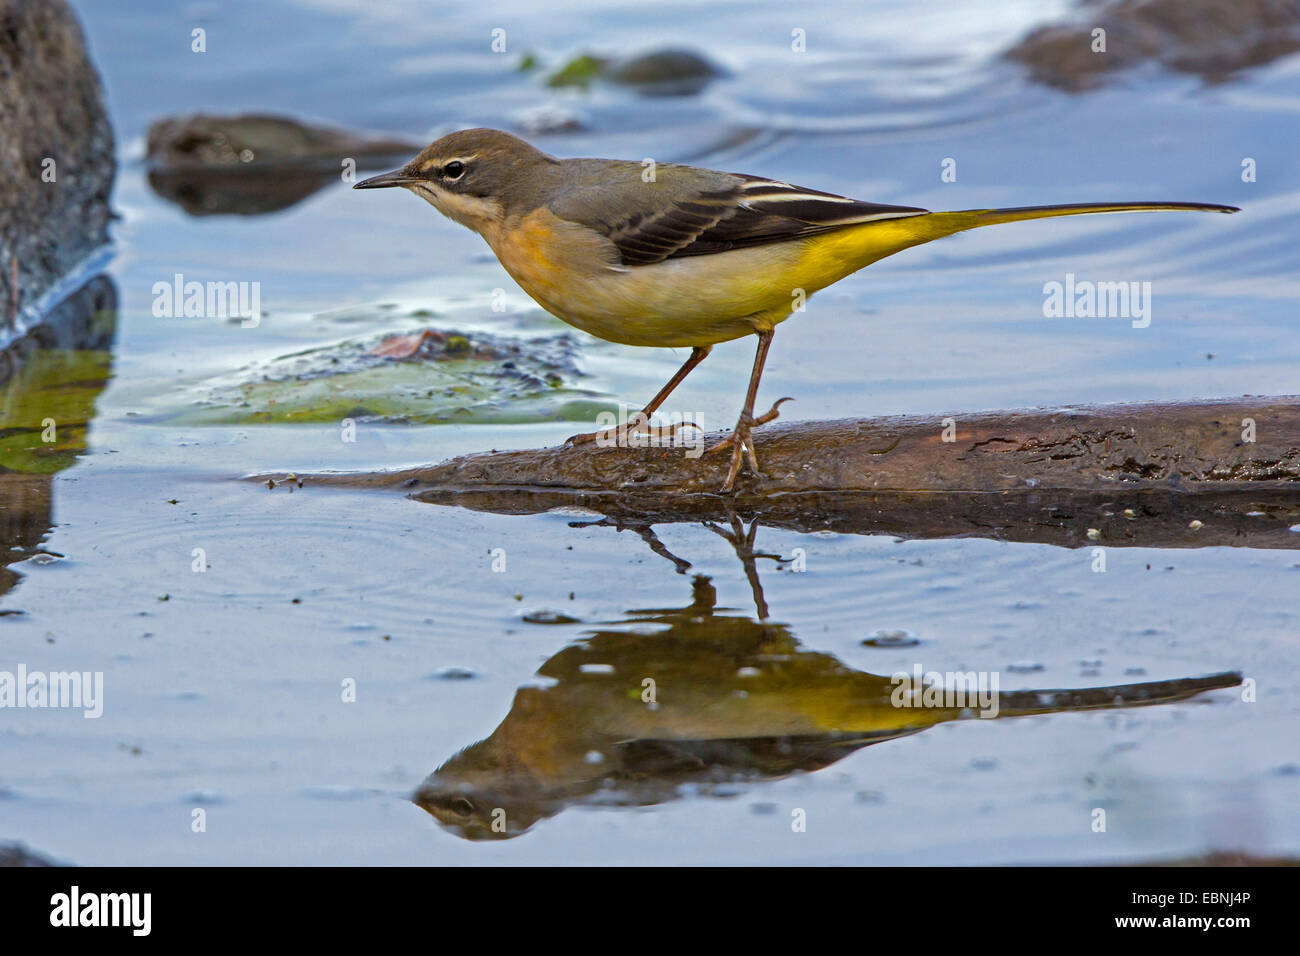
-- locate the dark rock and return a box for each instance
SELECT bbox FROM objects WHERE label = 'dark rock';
[145,113,418,170]
[1006,0,1300,90]
[607,50,722,96]
[0,0,114,343]
[546,49,721,96]
[144,113,421,216]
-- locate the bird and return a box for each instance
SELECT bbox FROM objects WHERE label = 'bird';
[355,128,1237,491]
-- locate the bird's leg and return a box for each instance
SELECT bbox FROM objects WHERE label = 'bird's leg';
[568,516,694,575]
[702,511,781,620]
[706,330,792,491]
[566,346,710,448]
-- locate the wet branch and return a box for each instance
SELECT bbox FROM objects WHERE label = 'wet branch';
[257,396,1300,550]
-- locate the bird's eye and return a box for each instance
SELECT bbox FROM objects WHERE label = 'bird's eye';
[443,161,466,181]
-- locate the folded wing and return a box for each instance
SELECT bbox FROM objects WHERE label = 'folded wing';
[550,163,929,267]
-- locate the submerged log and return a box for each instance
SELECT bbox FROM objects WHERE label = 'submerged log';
[260,396,1300,550]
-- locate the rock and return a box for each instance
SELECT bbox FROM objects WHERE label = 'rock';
[607,50,722,96]
[144,113,421,215]
[0,0,114,347]
[1005,0,1300,90]
[145,113,418,170]
[166,325,604,426]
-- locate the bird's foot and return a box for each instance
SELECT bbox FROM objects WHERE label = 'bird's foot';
[706,397,793,492]
[565,412,700,449]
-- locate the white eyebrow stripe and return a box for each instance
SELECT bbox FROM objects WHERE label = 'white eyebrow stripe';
[422,153,479,171]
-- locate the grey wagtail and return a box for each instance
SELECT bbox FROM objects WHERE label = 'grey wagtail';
[355,128,1237,491]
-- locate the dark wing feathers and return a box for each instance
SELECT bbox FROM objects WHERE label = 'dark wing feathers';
[604,194,736,264]
[553,167,929,266]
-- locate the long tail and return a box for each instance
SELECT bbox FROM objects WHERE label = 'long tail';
[989,670,1242,719]
[855,201,1239,267]
[950,201,1238,231]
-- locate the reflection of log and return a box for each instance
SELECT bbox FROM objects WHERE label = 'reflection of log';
[263,396,1300,549]
[414,487,1300,551]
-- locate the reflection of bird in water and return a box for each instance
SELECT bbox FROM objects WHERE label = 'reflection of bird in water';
[415,574,1240,841]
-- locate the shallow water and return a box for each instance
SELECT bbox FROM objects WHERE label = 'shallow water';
[2,0,1298,864]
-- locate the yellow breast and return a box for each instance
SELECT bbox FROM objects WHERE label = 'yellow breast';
[484,211,923,348]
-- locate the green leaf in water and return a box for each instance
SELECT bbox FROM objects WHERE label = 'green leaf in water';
[546,54,608,89]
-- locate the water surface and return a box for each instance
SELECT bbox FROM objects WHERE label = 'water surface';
[2,0,1298,864]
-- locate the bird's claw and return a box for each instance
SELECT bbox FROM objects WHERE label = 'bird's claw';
[706,397,794,492]
[753,396,794,427]
[566,414,701,449]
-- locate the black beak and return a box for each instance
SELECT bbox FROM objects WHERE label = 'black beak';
[353,169,420,190]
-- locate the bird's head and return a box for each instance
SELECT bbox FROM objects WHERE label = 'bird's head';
[353,127,558,233]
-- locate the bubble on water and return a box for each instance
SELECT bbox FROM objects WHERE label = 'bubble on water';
[522,610,580,625]
[862,629,921,648]
[182,789,224,804]
[519,676,559,691]
[430,667,476,680]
